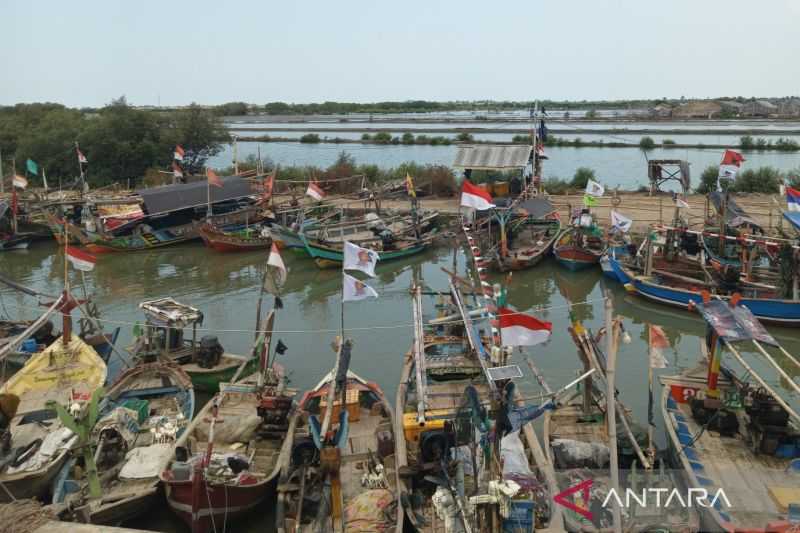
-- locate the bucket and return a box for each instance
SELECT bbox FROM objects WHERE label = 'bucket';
[493,181,510,197]
[503,500,534,532]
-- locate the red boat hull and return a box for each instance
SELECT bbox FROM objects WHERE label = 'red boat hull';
[163,476,273,533]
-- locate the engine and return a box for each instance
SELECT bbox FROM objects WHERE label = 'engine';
[744,388,793,456]
[194,335,223,369]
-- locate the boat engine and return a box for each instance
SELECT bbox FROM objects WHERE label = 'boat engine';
[689,398,739,437]
[194,335,223,369]
[745,388,791,455]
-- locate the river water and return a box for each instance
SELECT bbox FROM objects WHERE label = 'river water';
[1,241,798,532]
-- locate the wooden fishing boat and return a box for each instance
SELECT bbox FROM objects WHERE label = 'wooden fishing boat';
[0,297,107,502]
[299,231,435,269]
[554,221,606,272]
[276,344,402,533]
[545,318,700,532]
[395,284,564,532]
[131,298,258,393]
[493,198,562,272]
[661,298,800,533]
[52,362,194,525]
[198,222,273,253]
[161,309,296,533]
[1,200,36,251]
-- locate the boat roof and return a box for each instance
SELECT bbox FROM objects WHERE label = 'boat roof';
[311,369,368,392]
[695,299,778,346]
[708,191,760,229]
[513,197,556,218]
[139,298,203,327]
[136,176,254,216]
[453,144,532,171]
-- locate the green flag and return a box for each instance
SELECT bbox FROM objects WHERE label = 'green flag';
[582,194,597,207]
[26,159,38,176]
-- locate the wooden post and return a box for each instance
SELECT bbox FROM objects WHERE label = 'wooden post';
[605,296,623,533]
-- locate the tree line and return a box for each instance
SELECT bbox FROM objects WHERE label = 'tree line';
[0,97,230,187]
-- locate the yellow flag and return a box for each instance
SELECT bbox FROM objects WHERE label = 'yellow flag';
[405,173,416,198]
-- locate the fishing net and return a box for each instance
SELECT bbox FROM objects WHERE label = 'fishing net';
[344,488,396,532]
[0,500,55,533]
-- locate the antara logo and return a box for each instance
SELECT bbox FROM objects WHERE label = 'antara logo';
[553,479,732,521]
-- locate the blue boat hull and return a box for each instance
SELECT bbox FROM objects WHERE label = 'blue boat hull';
[600,251,632,283]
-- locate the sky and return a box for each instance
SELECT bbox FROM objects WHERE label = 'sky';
[2,0,799,107]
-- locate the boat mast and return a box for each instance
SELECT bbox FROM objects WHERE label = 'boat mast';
[604,296,623,533]
[411,285,427,424]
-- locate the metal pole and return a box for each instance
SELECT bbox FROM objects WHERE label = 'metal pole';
[0,146,4,194]
[604,295,623,533]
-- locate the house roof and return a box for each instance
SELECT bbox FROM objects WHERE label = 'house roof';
[453,144,532,170]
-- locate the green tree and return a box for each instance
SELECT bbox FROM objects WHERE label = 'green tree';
[585,109,598,119]
[166,104,230,174]
[456,132,474,142]
[734,167,781,193]
[372,132,392,144]
[300,133,320,143]
[639,136,656,151]
[401,132,415,145]
[570,167,596,188]
[739,135,754,150]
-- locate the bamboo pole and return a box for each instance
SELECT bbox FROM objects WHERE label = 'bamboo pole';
[751,340,800,395]
[605,296,623,533]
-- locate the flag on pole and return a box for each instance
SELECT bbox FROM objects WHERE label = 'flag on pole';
[259,170,276,202]
[610,210,632,233]
[460,180,495,210]
[536,142,547,160]
[582,195,597,207]
[718,149,744,180]
[786,186,800,212]
[648,324,669,369]
[497,307,552,346]
[343,241,379,277]
[26,159,38,176]
[12,175,27,189]
[42,168,48,191]
[306,180,325,200]
[585,179,605,197]
[342,273,379,302]
[405,173,416,198]
[267,242,287,287]
[207,168,223,188]
[174,145,185,161]
[672,192,690,209]
[66,247,97,272]
[76,148,88,164]
[172,162,183,179]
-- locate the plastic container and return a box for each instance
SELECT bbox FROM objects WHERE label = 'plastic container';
[503,500,534,533]
[21,339,38,353]
[121,398,150,424]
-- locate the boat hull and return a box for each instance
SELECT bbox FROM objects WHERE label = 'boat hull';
[554,247,601,271]
[0,234,34,251]
[301,234,429,269]
[186,357,258,393]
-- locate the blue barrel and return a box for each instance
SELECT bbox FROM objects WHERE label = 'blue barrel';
[21,339,38,353]
[503,500,535,532]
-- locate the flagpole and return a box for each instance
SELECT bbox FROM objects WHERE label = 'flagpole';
[76,141,85,196]
[206,168,212,220]
[64,219,70,294]
[0,146,4,194]
[647,325,655,459]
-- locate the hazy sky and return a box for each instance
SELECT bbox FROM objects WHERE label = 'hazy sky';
[2,0,798,107]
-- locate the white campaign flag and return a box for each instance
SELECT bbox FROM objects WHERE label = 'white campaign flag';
[342,273,378,302]
[610,210,632,233]
[675,197,690,209]
[343,241,379,277]
[585,179,605,197]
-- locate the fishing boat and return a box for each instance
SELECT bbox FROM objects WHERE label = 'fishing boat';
[0,294,107,502]
[275,340,402,533]
[130,298,258,392]
[0,200,35,251]
[82,177,267,253]
[661,297,800,532]
[52,361,194,525]
[160,309,296,533]
[546,317,700,532]
[699,191,763,269]
[554,212,606,271]
[300,231,435,269]
[198,221,273,253]
[492,198,562,272]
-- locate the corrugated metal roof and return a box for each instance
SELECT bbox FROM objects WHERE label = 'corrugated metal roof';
[136,177,254,216]
[453,144,532,170]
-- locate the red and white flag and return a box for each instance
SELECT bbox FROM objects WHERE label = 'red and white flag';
[460,180,495,211]
[174,145,185,161]
[497,307,552,346]
[267,242,287,286]
[207,168,223,188]
[12,175,28,190]
[718,149,745,180]
[76,148,88,164]
[172,162,183,179]
[306,180,325,201]
[67,247,97,272]
[649,324,669,368]
[261,170,275,202]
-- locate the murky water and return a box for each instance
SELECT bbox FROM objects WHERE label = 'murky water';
[1,241,798,532]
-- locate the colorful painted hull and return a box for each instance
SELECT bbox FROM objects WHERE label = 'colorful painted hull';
[300,233,430,269]
[628,275,800,325]
[0,233,34,251]
[554,246,601,271]
[186,357,258,393]
[269,224,306,250]
[198,224,272,253]
[600,253,633,284]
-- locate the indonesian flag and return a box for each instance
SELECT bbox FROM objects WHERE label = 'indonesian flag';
[342,272,379,302]
[343,241,379,277]
[536,142,547,160]
[460,180,495,210]
[76,148,88,164]
[207,168,223,188]
[786,186,800,212]
[67,247,97,272]
[262,170,276,200]
[12,175,28,189]
[648,324,669,368]
[267,242,287,286]
[172,162,183,178]
[497,307,552,346]
[718,149,745,180]
[174,145,185,161]
[306,180,325,200]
